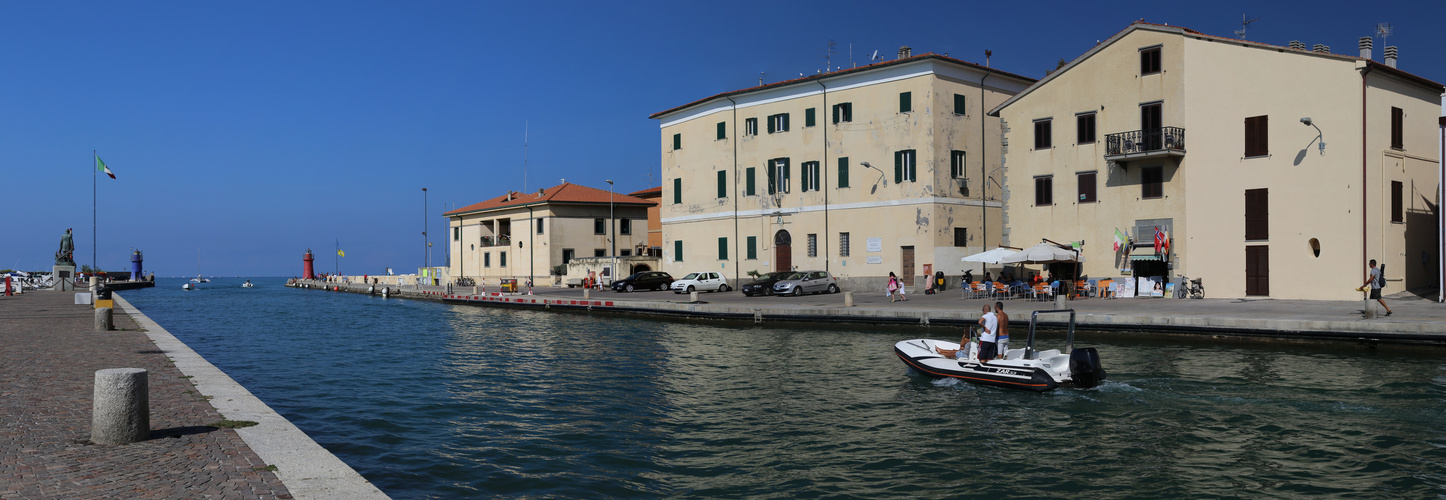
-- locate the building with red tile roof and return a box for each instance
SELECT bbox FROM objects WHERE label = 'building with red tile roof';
[443,182,655,284]
[627,186,663,252]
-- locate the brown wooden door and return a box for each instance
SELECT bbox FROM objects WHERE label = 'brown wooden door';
[774,230,792,272]
[1245,245,1269,296]
[901,246,915,286]
[1141,102,1163,150]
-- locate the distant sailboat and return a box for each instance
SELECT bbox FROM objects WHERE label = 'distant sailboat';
[188,248,210,284]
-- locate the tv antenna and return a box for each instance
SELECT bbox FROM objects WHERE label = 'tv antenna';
[821,40,837,72]
[1374,22,1394,42]
[870,49,881,62]
[1234,14,1259,39]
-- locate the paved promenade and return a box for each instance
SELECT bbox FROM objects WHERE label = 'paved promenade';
[302,279,1446,343]
[0,290,290,499]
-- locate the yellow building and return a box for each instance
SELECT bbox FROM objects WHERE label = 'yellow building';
[443,182,653,286]
[991,22,1444,299]
[649,51,1034,290]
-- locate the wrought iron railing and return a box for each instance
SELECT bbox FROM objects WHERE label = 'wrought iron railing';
[480,235,512,247]
[1104,127,1186,156]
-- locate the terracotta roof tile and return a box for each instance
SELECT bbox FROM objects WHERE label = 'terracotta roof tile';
[444,182,654,217]
[627,186,662,198]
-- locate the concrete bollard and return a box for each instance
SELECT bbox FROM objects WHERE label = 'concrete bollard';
[92,368,149,445]
[1363,299,1377,319]
[690,291,699,302]
[95,307,113,331]
[583,288,591,299]
[844,291,854,307]
[1054,294,1068,310]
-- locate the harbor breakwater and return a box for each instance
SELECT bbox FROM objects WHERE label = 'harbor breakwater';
[290,279,1446,345]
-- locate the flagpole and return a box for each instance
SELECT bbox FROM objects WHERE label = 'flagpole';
[92,150,97,274]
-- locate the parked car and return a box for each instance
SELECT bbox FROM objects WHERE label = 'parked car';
[740,271,795,297]
[772,270,840,296]
[611,271,674,292]
[670,271,730,293]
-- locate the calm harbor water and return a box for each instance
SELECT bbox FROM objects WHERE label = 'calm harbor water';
[123,278,1446,498]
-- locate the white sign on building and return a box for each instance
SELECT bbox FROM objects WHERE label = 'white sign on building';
[866,238,882,252]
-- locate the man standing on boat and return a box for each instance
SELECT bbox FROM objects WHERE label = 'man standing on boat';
[977,305,998,362]
[994,302,1009,359]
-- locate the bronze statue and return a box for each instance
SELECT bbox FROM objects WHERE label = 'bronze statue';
[55,228,75,265]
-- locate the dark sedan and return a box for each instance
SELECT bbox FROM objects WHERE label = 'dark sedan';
[740,271,796,297]
[611,271,674,292]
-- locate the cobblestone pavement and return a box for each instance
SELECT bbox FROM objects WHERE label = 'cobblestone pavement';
[0,291,291,499]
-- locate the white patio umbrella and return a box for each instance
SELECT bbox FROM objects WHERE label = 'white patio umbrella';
[961,247,1018,264]
[999,242,1083,264]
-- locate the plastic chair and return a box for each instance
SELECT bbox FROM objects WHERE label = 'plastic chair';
[992,282,1011,300]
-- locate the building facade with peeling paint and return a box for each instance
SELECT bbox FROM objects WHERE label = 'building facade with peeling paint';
[649,52,1035,290]
[991,22,1443,300]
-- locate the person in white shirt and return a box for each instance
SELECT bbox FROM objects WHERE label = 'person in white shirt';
[977,305,998,362]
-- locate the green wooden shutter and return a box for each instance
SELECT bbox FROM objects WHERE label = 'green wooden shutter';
[767,115,776,134]
[673,178,681,204]
[747,236,756,259]
[783,159,791,192]
[718,237,728,260]
[908,150,917,181]
[894,151,903,183]
[900,92,911,113]
[674,240,683,262]
[832,104,840,124]
[673,133,681,150]
[805,108,815,127]
[746,167,755,196]
[767,162,776,194]
[782,113,790,131]
[838,157,849,188]
[802,163,811,192]
[717,121,726,140]
[954,94,966,115]
[716,170,726,198]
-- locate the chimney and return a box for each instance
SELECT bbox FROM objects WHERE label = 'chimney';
[1358,37,1373,59]
[1312,44,1330,54]
[898,46,911,59]
[1289,40,1306,51]
[1384,46,1398,68]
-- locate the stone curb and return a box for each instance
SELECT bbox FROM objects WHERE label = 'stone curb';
[113,293,390,500]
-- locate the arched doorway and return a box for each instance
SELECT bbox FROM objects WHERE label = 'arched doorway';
[774,230,792,272]
[630,263,651,274]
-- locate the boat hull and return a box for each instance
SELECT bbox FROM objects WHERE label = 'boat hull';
[895,346,1059,392]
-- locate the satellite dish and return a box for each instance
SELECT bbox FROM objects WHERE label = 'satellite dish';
[870,50,879,61]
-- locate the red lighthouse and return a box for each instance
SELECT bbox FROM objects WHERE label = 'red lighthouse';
[303,249,315,279]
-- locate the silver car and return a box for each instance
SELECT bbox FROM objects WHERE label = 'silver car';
[771,271,840,296]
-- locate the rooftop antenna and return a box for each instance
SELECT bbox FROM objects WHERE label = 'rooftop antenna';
[759,72,764,86]
[1234,14,1259,39]
[849,43,854,68]
[1374,22,1394,42]
[870,49,880,62]
[821,39,838,72]
[524,120,529,193]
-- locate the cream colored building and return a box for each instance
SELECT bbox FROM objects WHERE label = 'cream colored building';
[992,22,1444,300]
[649,51,1034,289]
[443,182,653,285]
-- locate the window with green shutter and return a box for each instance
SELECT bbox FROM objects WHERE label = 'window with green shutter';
[672,178,681,204]
[950,150,966,178]
[832,103,852,123]
[801,161,819,192]
[674,240,683,262]
[716,170,726,198]
[673,133,681,150]
[953,94,966,115]
[717,121,726,140]
[746,236,756,259]
[745,167,756,196]
[894,150,916,183]
[899,92,912,113]
[717,237,728,260]
[805,108,816,127]
[768,158,790,194]
[837,157,849,188]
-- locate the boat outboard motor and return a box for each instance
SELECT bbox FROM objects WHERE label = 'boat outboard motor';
[1068,347,1107,388]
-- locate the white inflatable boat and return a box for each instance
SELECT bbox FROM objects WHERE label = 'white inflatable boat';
[894,309,1106,392]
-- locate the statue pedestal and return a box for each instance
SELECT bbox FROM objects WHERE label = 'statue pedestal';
[53,265,75,291]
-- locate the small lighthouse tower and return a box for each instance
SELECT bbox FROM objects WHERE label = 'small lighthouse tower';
[303,249,316,279]
[130,249,143,280]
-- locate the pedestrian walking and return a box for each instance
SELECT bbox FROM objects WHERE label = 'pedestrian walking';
[887,272,900,302]
[1362,259,1393,316]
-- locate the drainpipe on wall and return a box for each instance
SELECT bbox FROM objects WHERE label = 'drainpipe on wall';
[527,205,535,287]
[1361,65,1373,287]
[980,67,992,253]
[816,80,829,274]
[1439,114,1445,302]
[727,96,740,285]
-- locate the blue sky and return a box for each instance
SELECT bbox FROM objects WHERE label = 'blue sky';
[4,1,1443,276]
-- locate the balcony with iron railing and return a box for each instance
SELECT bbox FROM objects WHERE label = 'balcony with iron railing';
[1104,127,1186,162]
[480,234,512,247]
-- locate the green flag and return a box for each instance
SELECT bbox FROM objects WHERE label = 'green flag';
[96,155,115,179]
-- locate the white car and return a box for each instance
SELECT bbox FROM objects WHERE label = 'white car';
[670,271,730,293]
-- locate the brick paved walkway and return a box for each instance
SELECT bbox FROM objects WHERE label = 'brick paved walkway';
[0,291,291,499]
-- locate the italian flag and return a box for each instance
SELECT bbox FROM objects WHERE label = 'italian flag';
[1113,228,1126,252]
[96,155,115,179]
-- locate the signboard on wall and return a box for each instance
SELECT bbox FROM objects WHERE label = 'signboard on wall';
[866,256,882,264]
[866,238,882,252]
